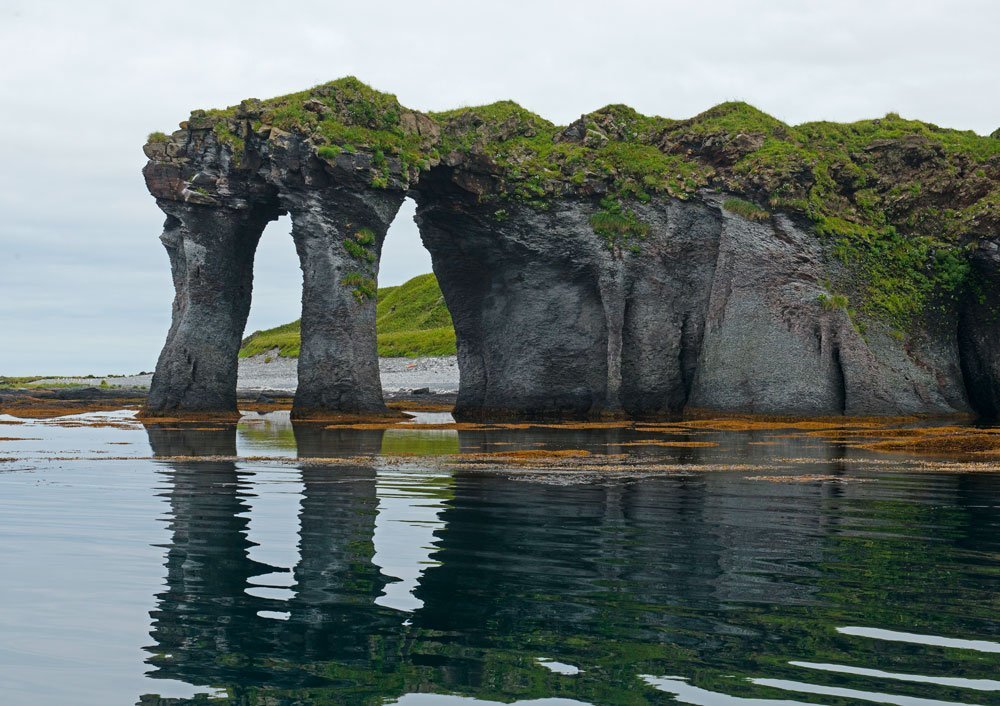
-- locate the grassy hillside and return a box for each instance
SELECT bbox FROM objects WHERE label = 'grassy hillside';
[239,273,455,358]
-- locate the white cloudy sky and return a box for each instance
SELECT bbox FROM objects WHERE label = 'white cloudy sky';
[0,0,997,375]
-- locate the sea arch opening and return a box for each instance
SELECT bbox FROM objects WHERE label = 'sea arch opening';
[238,196,451,409]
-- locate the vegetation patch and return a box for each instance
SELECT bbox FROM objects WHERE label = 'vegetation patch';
[619,440,719,448]
[859,433,1000,455]
[343,227,377,263]
[590,196,650,253]
[676,417,893,432]
[212,122,245,164]
[341,272,377,302]
[817,293,850,311]
[0,376,47,389]
[215,76,432,187]
[0,397,145,420]
[722,197,770,221]
[377,326,455,357]
[459,449,593,464]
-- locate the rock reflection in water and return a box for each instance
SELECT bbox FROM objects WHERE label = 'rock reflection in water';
[138,420,1000,706]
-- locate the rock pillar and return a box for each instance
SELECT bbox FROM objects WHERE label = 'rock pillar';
[145,201,276,418]
[285,189,405,419]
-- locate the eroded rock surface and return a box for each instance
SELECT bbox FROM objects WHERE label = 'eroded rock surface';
[146,201,276,417]
[143,92,414,419]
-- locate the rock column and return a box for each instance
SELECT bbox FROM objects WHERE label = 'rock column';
[145,201,275,418]
[285,189,405,419]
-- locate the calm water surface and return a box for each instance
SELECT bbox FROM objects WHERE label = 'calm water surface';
[0,411,998,705]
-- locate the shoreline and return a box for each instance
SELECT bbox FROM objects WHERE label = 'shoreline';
[26,352,460,395]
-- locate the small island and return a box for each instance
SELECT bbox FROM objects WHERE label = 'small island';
[141,77,1000,421]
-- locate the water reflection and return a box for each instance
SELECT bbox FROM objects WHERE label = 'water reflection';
[138,420,1000,706]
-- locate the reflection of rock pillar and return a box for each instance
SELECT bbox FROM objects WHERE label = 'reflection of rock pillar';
[145,202,277,418]
[411,475,725,652]
[285,189,406,419]
[144,424,279,685]
[293,422,386,456]
[291,461,392,662]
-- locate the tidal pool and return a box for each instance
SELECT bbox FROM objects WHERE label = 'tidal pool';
[0,410,998,705]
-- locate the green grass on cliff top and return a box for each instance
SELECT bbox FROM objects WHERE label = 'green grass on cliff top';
[183,77,998,216]
[240,273,455,359]
[166,77,999,328]
[200,76,434,182]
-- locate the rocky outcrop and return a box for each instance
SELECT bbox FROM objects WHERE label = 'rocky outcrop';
[688,205,971,415]
[141,78,1000,420]
[413,175,724,419]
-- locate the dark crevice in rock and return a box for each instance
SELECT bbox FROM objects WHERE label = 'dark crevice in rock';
[831,344,847,415]
[958,251,1000,419]
[597,263,626,414]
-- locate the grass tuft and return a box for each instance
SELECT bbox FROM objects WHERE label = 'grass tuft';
[722,197,770,221]
[590,196,650,252]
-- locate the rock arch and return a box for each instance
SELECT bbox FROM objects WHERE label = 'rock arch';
[143,109,411,420]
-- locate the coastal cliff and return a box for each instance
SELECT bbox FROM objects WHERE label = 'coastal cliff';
[141,77,1000,420]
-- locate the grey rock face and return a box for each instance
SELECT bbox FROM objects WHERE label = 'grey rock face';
[417,198,611,420]
[414,192,727,420]
[687,200,968,416]
[620,200,720,416]
[285,188,404,418]
[143,117,282,418]
[415,184,972,420]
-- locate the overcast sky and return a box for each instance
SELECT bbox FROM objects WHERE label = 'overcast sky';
[0,0,996,375]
